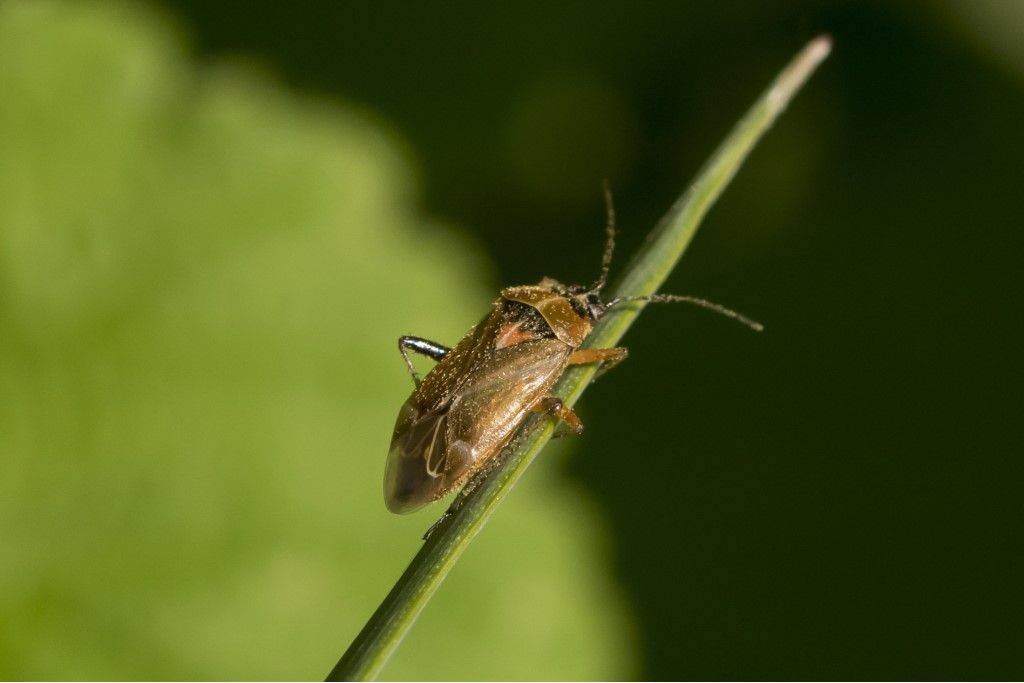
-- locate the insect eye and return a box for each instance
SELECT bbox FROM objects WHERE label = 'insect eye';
[567,297,589,318]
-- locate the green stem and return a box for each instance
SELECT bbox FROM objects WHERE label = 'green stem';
[326,35,831,682]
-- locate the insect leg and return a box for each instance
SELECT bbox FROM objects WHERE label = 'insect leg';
[533,396,584,435]
[567,346,629,380]
[398,336,451,386]
[422,510,452,541]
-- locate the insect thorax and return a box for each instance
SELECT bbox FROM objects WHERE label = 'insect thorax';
[499,300,558,338]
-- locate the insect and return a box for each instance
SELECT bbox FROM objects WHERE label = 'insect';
[385,189,762,514]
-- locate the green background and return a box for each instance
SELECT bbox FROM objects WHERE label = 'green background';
[2,0,1022,679]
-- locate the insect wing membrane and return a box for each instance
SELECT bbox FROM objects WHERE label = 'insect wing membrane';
[385,400,470,513]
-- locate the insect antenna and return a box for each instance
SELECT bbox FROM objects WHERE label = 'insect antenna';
[588,181,617,293]
[607,293,765,332]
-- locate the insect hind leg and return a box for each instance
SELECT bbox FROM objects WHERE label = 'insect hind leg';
[398,336,451,387]
[533,396,584,436]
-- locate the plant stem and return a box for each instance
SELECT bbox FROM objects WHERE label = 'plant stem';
[326,35,831,682]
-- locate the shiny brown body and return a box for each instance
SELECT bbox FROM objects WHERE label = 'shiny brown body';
[385,279,625,513]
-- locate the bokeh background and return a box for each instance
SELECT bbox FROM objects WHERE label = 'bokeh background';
[2,0,1022,679]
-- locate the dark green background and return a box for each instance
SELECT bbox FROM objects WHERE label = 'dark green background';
[163,1,1024,678]
[5,0,1022,678]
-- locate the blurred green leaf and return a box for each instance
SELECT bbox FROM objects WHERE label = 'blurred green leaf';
[0,1,634,678]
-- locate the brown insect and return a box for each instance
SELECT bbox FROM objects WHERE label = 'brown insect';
[385,190,761,514]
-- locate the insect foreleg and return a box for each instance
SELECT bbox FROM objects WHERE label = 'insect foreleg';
[398,336,451,386]
[567,346,629,380]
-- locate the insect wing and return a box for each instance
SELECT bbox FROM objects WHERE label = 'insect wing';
[384,399,468,513]
[446,340,569,459]
[384,306,504,513]
[384,338,569,514]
